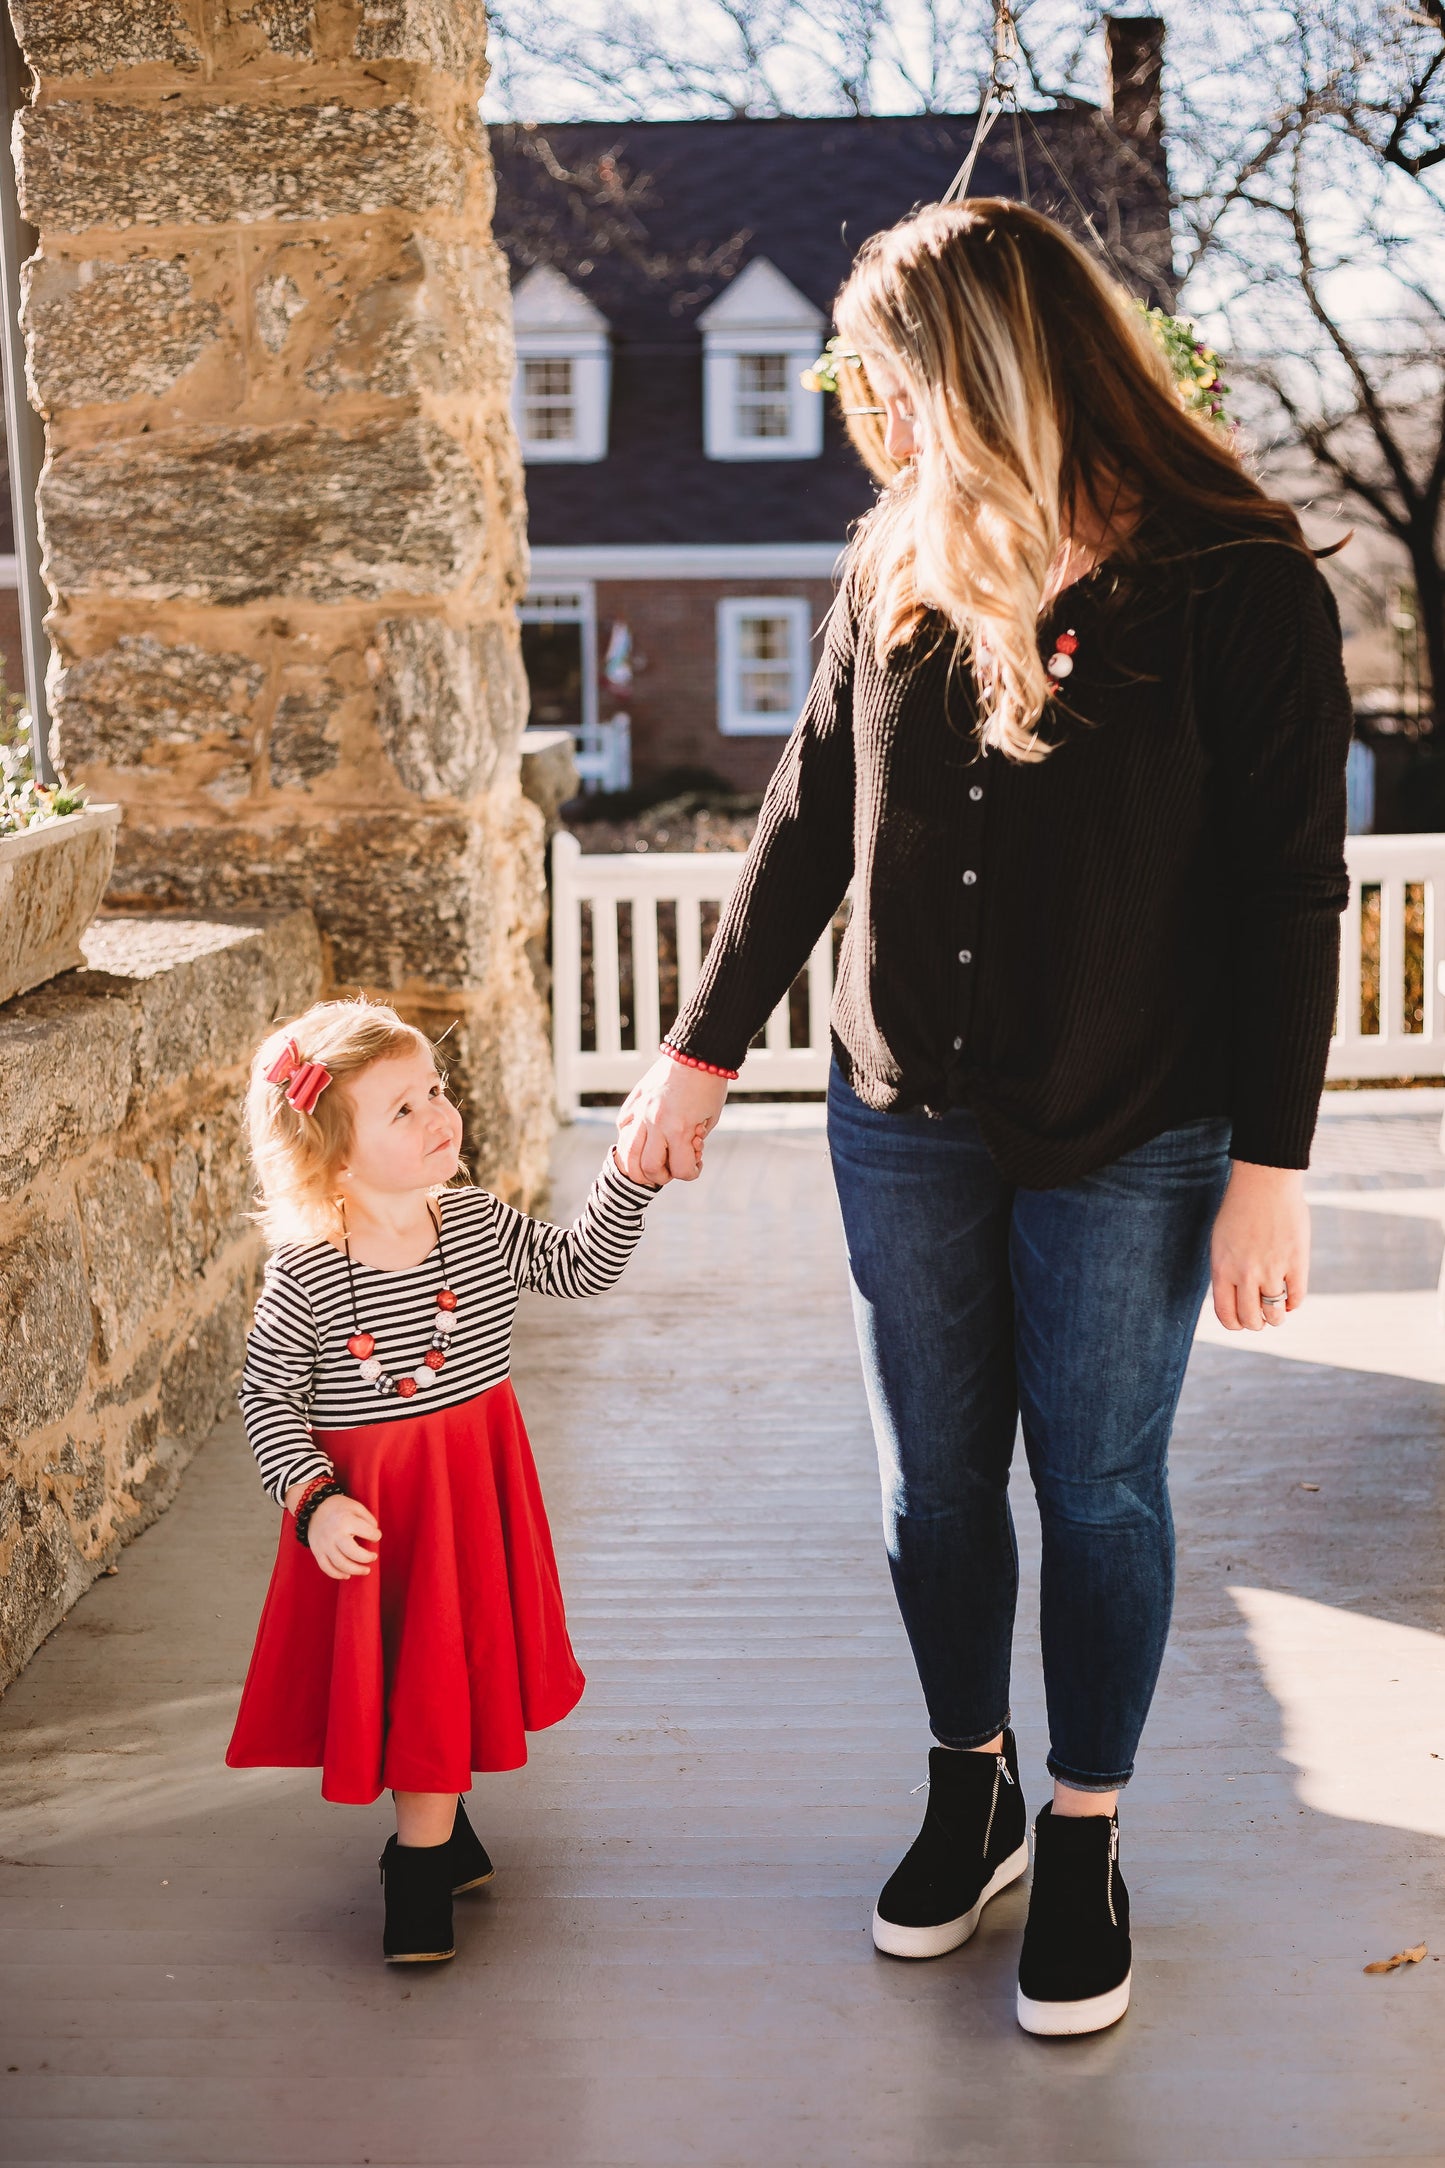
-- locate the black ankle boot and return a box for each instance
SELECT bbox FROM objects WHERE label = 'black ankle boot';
[446,1797,495,1896]
[1016,1803,1131,2035]
[873,1729,1029,1958]
[379,1835,456,1963]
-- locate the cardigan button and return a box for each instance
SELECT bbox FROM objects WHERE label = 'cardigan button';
[969,786,983,801]
[952,1036,964,1051]
[962,869,977,885]
[958,949,972,964]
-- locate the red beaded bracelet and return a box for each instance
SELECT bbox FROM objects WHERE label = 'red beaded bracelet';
[290,1472,337,1521]
[661,1041,739,1081]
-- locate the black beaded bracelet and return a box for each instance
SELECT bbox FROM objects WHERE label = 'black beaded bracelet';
[294,1478,348,1548]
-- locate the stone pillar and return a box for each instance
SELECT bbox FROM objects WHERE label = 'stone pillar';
[8,0,552,1201]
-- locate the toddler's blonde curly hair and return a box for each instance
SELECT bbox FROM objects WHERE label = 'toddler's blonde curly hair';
[245,999,445,1247]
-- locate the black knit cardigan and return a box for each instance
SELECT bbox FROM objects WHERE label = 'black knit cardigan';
[668,524,1354,1187]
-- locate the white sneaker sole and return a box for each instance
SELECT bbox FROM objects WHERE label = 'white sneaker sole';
[872,1839,1031,1959]
[1016,1970,1131,2036]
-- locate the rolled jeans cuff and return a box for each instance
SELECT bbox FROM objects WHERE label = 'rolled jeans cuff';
[1046,1754,1133,1793]
[932,1716,1011,1751]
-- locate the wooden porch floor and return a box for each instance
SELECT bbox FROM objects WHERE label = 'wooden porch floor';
[3,1098,1445,2165]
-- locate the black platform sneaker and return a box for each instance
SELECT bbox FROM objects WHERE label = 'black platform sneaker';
[873,1730,1029,1959]
[1016,1803,1131,2035]
[379,1835,455,1964]
[446,1798,496,1896]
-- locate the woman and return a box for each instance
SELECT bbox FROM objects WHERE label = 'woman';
[616,200,1352,2037]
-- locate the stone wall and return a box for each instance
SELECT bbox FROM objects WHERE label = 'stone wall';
[0,908,321,1691]
[8,0,553,1201]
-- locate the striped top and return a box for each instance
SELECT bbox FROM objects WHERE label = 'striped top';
[239,1152,658,1505]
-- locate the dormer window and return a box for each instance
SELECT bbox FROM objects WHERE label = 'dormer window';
[511,264,611,464]
[697,257,824,462]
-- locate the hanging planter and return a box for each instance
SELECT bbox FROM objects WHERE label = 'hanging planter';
[0,715,120,1007]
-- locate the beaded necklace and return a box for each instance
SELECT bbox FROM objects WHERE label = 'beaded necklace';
[341,1198,459,1399]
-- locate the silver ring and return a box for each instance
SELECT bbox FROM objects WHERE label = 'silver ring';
[1261,1290,1286,1307]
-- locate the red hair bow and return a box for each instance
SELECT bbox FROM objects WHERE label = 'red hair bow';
[264,1037,332,1114]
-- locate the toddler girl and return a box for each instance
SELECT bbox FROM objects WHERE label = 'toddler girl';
[226,999,662,1962]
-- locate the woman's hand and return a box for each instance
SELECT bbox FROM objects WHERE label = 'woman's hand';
[302,1493,382,1580]
[616,1054,729,1185]
[1210,1161,1310,1331]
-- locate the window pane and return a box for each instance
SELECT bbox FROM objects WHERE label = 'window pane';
[525,358,573,397]
[740,666,793,713]
[739,614,791,662]
[522,356,576,442]
[736,612,795,714]
[736,352,792,440]
[738,354,788,394]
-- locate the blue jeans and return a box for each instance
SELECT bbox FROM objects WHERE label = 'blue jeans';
[827,1066,1231,1790]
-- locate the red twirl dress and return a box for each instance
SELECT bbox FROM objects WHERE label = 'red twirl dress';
[226,1155,656,1805]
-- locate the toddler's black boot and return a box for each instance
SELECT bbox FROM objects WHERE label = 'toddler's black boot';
[1016,1803,1131,2035]
[379,1835,455,1963]
[873,1728,1029,1958]
[446,1797,496,1895]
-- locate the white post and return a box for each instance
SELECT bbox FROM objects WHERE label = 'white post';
[551,830,583,1120]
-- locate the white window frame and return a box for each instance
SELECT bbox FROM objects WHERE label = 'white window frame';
[702,335,823,462]
[512,335,610,462]
[716,596,812,736]
[519,580,598,744]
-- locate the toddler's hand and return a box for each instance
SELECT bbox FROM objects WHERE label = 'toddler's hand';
[306,1494,382,1579]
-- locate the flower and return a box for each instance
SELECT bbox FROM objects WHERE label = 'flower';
[799,335,863,397]
[1134,302,1232,430]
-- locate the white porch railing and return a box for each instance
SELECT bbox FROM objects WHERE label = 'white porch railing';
[550,831,833,1113]
[1328,833,1445,1080]
[551,829,1445,1113]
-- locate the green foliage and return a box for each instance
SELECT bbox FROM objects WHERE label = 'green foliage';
[1134,304,1231,428]
[799,337,862,396]
[0,686,87,839]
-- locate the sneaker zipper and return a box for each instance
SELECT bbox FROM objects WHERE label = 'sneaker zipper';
[980,1753,1013,1855]
[1106,1818,1119,1926]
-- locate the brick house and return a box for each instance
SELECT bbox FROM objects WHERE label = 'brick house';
[489,17,1173,795]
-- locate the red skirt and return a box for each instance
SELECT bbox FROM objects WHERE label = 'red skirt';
[226,1381,585,1804]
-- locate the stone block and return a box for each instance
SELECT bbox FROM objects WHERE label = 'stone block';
[49,634,266,773]
[42,419,490,604]
[165,1100,253,1276]
[303,236,512,400]
[76,910,324,1091]
[158,1295,248,1443]
[0,1207,92,1439]
[17,100,474,234]
[107,814,511,989]
[0,1484,86,1693]
[22,253,226,407]
[76,1156,174,1366]
[239,1,317,58]
[268,688,342,788]
[0,987,136,1199]
[368,614,525,800]
[9,2,202,76]
[354,0,490,71]
[520,727,580,837]
[50,1435,108,1524]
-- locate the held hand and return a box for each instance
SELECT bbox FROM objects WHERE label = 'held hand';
[304,1493,382,1580]
[616,1054,728,1185]
[1210,1161,1310,1331]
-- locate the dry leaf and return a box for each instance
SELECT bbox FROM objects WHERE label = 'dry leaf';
[1300,1482,1321,1492]
[1364,1944,1427,1973]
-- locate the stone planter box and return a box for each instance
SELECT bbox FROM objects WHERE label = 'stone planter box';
[0,803,121,1006]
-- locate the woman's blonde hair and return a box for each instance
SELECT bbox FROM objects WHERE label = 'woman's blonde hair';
[245,999,443,1247]
[833,199,1310,762]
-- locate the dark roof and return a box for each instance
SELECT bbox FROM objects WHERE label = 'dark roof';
[490,113,1173,549]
